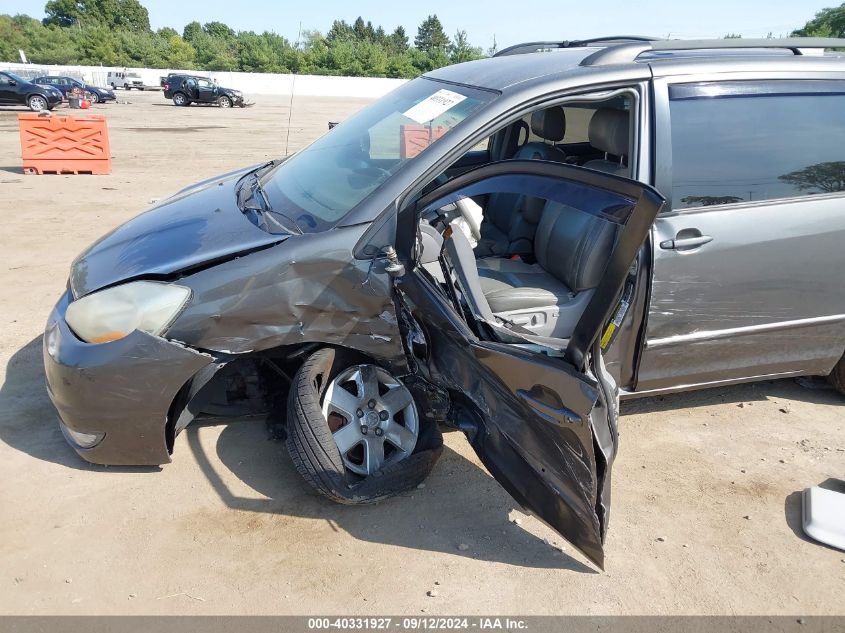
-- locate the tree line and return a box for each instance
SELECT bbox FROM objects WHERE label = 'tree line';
[1,0,841,78]
[0,0,486,78]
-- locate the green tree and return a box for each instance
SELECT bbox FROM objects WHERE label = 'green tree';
[326,19,353,43]
[163,34,195,68]
[449,29,483,63]
[44,0,150,31]
[43,0,81,27]
[414,14,449,54]
[792,3,845,36]
[183,20,203,44]
[780,161,845,193]
[203,20,235,40]
[389,26,408,54]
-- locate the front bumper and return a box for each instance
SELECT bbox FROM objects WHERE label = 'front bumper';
[43,290,214,465]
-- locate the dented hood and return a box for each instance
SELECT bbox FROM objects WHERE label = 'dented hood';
[70,169,287,298]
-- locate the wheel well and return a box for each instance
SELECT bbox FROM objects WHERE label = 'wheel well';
[164,343,322,454]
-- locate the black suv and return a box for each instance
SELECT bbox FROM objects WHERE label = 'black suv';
[0,71,63,111]
[162,74,244,108]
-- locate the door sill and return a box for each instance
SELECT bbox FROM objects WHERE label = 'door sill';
[621,370,811,399]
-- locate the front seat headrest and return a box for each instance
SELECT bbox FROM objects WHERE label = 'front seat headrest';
[589,108,629,157]
[530,107,566,142]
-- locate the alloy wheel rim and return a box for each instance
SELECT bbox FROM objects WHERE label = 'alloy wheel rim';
[321,364,419,476]
[31,96,46,110]
[219,97,231,107]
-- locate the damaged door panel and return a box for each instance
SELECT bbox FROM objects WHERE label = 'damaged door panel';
[397,161,664,567]
[396,276,607,567]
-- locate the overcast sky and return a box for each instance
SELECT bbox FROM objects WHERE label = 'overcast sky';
[3,0,832,49]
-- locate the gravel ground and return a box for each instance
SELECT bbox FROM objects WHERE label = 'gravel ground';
[0,90,843,615]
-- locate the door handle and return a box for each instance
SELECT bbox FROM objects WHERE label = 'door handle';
[659,231,713,251]
[516,388,581,426]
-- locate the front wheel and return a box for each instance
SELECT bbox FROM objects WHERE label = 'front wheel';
[172,92,189,107]
[218,96,233,108]
[87,91,100,104]
[286,347,442,504]
[27,95,48,112]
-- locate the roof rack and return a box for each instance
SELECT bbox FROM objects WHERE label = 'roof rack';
[580,37,845,66]
[493,36,661,57]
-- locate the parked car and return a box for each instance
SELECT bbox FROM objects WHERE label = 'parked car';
[106,71,144,90]
[32,76,115,104]
[0,71,62,111]
[44,37,845,568]
[163,74,244,107]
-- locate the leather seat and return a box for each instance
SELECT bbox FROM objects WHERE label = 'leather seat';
[475,107,568,258]
[583,108,630,176]
[477,200,617,335]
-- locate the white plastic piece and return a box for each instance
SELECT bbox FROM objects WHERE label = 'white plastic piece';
[451,198,483,247]
[802,485,845,551]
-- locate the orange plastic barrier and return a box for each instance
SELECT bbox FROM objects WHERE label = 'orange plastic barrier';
[18,113,111,175]
[400,124,448,159]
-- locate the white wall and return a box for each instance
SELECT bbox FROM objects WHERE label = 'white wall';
[1,61,408,98]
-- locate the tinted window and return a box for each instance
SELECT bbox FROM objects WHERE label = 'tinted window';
[670,81,845,208]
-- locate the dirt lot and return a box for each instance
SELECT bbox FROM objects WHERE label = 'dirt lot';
[0,90,843,616]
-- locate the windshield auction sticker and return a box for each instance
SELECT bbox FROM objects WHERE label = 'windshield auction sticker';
[402,89,468,124]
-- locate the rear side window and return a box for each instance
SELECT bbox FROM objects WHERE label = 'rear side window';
[669,81,845,208]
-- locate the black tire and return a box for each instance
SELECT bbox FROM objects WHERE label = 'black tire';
[172,92,190,107]
[286,347,443,504]
[218,96,233,108]
[88,91,99,104]
[829,357,845,395]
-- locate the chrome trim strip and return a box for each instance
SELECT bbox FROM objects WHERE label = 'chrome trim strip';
[646,314,845,350]
[620,370,807,399]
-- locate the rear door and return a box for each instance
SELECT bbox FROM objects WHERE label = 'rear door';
[396,161,664,567]
[638,78,845,391]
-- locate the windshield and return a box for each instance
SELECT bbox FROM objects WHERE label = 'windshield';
[258,78,495,231]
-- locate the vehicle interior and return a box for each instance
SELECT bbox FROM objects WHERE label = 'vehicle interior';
[412,93,636,345]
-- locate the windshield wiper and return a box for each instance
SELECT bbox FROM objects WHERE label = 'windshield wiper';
[237,167,302,235]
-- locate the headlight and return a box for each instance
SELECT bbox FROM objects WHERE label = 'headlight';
[65,281,191,344]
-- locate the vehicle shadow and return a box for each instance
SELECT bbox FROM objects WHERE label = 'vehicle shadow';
[0,166,24,175]
[186,418,597,572]
[0,336,159,473]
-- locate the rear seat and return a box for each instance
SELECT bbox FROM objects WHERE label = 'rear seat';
[474,107,567,258]
[583,108,630,176]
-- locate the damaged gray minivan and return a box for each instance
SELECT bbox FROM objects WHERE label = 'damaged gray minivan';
[44,37,845,568]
